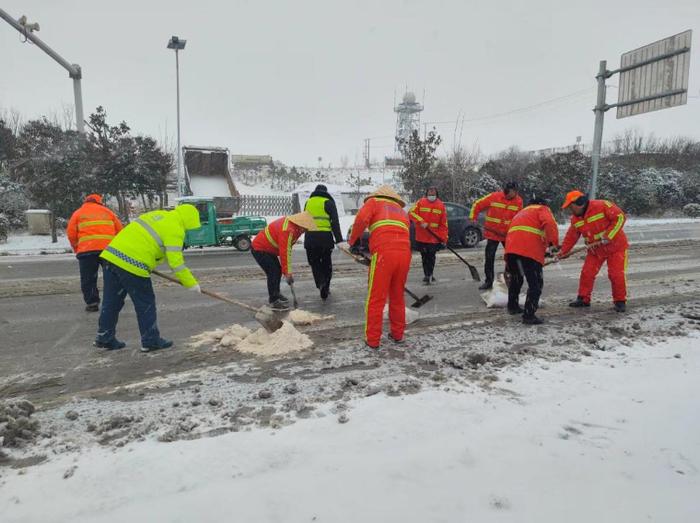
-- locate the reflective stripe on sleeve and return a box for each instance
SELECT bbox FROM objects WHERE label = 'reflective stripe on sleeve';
[431,208,442,214]
[506,205,520,211]
[586,213,605,223]
[171,263,188,273]
[419,207,431,212]
[607,213,624,239]
[574,220,585,228]
[485,216,502,223]
[165,245,182,252]
[490,202,506,209]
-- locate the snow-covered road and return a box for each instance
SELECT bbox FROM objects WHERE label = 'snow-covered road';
[2,334,698,523]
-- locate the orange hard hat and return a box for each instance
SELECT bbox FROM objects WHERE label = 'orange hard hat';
[561,190,584,209]
[85,193,103,204]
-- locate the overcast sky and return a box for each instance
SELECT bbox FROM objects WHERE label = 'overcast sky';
[1,0,699,167]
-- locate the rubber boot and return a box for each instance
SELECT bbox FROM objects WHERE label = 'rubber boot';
[614,301,626,313]
[522,315,544,325]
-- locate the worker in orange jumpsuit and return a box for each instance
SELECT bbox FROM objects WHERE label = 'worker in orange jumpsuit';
[559,190,629,312]
[66,194,123,311]
[469,181,523,290]
[504,197,559,325]
[349,186,411,349]
[409,186,448,284]
[251,211,317,309]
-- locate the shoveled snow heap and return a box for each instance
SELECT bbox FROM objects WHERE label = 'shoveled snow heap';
[190,321,313,356]
[189,309,332,355]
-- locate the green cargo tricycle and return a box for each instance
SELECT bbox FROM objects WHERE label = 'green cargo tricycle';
[178,198,266,251]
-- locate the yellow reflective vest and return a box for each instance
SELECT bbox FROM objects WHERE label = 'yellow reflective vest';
[100,205,200,288]
[304,196,332,232]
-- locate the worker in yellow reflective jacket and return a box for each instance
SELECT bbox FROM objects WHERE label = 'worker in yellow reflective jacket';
[96,204,201,352]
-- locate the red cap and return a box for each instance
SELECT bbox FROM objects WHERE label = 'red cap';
[85,194,102,204]
[562,190,584,209]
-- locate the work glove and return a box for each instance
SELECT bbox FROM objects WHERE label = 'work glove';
[420,222,429,229]
[545,245,560,257]
[188,284,202,293]
[336,241,349,251]
[599,237,610,245]
[286,275,295,285]
[350,243,362,255]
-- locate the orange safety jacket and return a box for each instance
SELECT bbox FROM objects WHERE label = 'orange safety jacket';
[561,199,628,257]
[349,196,411,254]
[505,204,559,265]
[251,216,304,276]
[66,200,123,254]
[409,197,448,244]
[469,191,523,241]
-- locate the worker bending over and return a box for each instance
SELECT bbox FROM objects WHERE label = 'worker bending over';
[470,181,523,290]
[303,184,344,300]
[409,186,448,284]
[559,190,629,312]
[97,204,202,352]
[66,194,123,312]
[504,197,559,325]
[349,186,411,349]
[251,211,317,309]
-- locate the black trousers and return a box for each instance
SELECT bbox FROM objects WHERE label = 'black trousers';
[77,251,103,305]
[505,254,544,319]
[306,245,333,290]
[484,239,505,284]
[415,241,440,277]
[251,248,283,303]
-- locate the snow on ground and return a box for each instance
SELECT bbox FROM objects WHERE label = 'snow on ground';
[1,334,698,522]
[0,233,71,255]
[625,217,700,226]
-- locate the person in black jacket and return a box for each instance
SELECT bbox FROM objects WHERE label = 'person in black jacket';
[303,185,344,300]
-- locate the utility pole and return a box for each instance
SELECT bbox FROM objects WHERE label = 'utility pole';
[589,60,607,199]
[167,36,187,197]
[363,138,371,169]
[0,9,85,133]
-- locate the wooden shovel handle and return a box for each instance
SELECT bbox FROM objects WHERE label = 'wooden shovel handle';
[151,269,258,313]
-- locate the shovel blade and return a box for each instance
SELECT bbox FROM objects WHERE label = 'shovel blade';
[255,306,285,333]
[468,265,481,282]
[411,294,433,308]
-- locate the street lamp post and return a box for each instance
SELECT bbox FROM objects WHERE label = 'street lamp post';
[0,8,85,133]
[167,35,187,197]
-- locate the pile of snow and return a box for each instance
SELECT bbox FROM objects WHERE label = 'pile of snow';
[189,175,232,197]
[189,309,332,354]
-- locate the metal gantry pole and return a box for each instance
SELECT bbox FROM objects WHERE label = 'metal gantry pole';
[589,60,608,199]
[175,48,183,197]
[0,8,85,133]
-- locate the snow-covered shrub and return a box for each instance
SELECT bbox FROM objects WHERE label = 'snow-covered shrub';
[0,213,9,243]
[682,203,700,217]
[0,171,29,228]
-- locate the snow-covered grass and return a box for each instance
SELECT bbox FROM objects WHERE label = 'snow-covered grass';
[0,232,71,255]
[3,334,698,522]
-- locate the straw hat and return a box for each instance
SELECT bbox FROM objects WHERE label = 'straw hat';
[364,185,406,207]
[288,211,318,231]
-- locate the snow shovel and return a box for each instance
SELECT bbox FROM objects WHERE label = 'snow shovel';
[544,242,600,266]
[338,246,433,309]
[287,280,299,308]
[425,228,480,282]
[152,270,284,333]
